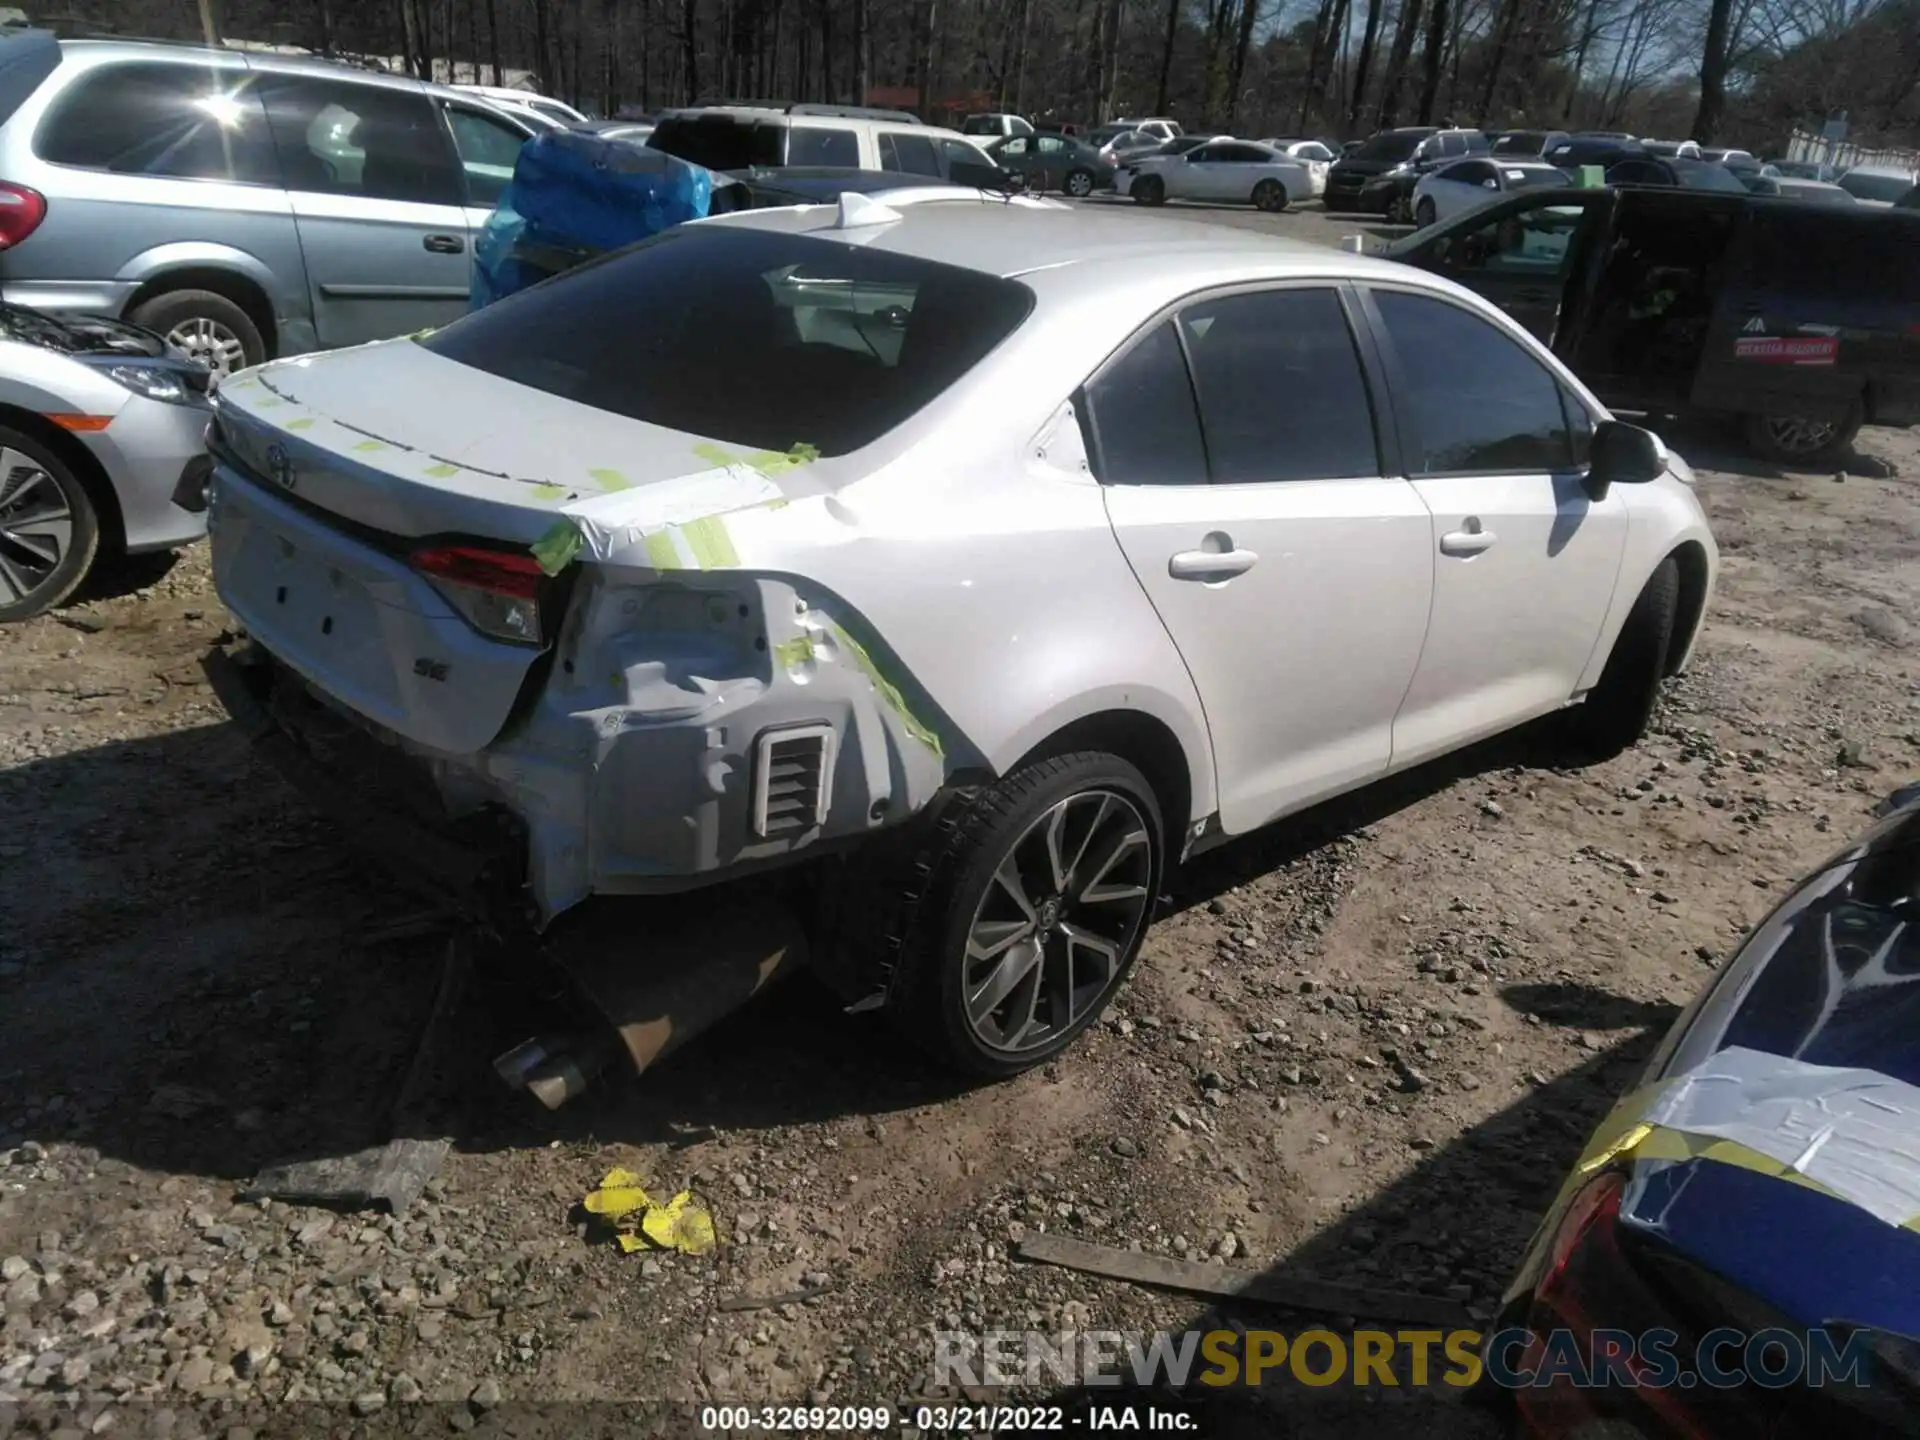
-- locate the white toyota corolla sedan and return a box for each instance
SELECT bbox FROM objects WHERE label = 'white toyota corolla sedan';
[203,192,1716,1077]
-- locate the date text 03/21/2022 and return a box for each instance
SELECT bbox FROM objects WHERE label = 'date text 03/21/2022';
[696,1405,1197,1431]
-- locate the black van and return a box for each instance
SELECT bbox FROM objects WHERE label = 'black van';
[1384,185,1920,462]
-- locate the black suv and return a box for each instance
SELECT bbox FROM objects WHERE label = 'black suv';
[1385,185,1920,463]
[1324,126,1488,213]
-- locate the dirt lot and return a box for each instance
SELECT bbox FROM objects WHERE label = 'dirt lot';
[3,199,1918,1439]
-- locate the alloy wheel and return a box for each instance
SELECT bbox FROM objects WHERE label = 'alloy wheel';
[0,457,73,606]
[1067,170,1093,197]
[961,789,1155,1056]
[166,316,248,377]
[1763,415,1839,454]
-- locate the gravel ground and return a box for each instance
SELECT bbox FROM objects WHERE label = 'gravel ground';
[2,198,1918,1439]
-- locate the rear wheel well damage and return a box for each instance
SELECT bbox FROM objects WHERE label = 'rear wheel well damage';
[0,403,126,557]
[124,268,278,359]
[1665,540,1710,676]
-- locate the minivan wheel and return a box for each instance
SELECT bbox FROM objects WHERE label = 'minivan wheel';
[1562,557,1678,762]
[1415,196,1438,227]
[1131,175,1165,206]
[1065,168,1095,197]
[129,289,266,377]
[884,752,1163,1079]
[1253,179,1289,212]
[0,427,101,623]
[1741,405,1862,467]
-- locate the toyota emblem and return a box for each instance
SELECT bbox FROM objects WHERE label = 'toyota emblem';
[265,442,295,491]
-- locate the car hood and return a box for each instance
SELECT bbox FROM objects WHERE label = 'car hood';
[1331,157,1405,178]
[213,339,842,551]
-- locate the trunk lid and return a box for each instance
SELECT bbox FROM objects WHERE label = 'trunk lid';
[214,338,791,546]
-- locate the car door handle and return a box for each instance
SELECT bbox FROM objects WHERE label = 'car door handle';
[423,234,465,254]
[1169,547,1259,580]
[1440,527,1498,556]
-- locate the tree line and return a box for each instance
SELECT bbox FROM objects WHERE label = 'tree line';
[72,0,1920,147]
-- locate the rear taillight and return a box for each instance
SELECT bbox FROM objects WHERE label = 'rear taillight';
[0,183,47,250]
[411,544,546,647]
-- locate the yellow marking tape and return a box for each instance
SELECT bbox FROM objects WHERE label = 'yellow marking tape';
[827,621,943,757]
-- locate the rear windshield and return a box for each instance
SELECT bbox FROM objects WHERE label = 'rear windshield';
[647,114,783,170]
[1354,131,1426,162]
[1839,170,1916,203]
[1507,166,1571,190]
[1492,132,1548,155]
[420,224,1035,457]
[1672,161,1750,192]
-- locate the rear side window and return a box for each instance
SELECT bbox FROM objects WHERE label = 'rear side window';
[647,114,783,170]
[1745,209,1920,306]
[256,76,462,206]
[1178,289,1379,483]
[422,226,1035,457]
[35,61,278,184]
[1081,321,1209,486]
[445,106,528,207]
[788,125,858,167]
[880,131,941,176]
[1372,290,1575,473]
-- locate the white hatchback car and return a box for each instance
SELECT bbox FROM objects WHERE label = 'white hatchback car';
[204,195,1716,1076]
[1118,138,1313,211]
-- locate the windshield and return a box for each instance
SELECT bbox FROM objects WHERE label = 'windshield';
[1840,170,1917,203]
[1507,167,1571,190]
[1492,132,1548,156]
[420,225,1035,458]
[1670,161,1750,192]
[647,115,783,170]
[1354,132,1426,163]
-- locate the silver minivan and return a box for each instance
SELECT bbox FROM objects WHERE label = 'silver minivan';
[0,32,535,375]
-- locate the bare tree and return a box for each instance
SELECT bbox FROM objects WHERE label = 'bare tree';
[1347,0,1387,129]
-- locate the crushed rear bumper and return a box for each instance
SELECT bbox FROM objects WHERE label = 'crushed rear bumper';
[203,640,534,931]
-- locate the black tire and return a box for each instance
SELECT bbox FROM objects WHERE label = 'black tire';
[1415,196,1437,227]
[1740,403,1863,467]
[1563,558,1679,762]
[1390,193,1413,224]
[865,752,1165,1079]
[128,288,267,376]
[0,426,101,623]
[1252,179,1289,212]
[1065,168,1095,198]
[1131,174,1165,206]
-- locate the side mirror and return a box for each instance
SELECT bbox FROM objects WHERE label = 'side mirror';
[1585,419,1666,500]
[1482,178,1498,189]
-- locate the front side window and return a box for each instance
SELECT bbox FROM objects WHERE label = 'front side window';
[445,106,528,206]
[879,131,941,176]
[1178,288,1379,484]
[422,226,1034,457]
[1080,321,1208,487]
[35,61,277,184]
[1371,289,1576,473]
[257,77,462,205]
[788,125,858,167]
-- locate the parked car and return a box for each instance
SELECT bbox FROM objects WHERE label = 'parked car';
[960,113,1035,139]
[646,103,1008,190]
[1259,137,1337,195]
[1112,116,1181,142]
[1836,162,1920,207]
[1117,139,1312,211]
[1324,126,1490,212]
[0,303,213,620]
[1097,129,1167,164]
[0,32,539,377]
[1770,157,1836,182]
[453,83,588,130]
[1772,177,1858,205]
[1899,183,1920,210]
[1491,786,1920,1437]
[1385,186,1920,463]
[1546,135,1649,172]
[985,133,1113,196]
[582,117,655,144]
[1491,129,1571,159]
[1604,157,1753,193]
[202,198,1713,1077]
[1412,158,1571,226]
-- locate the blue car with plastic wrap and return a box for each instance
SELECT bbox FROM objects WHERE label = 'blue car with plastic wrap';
[471,132,993,308]
[1488,780,1920,1438]
[471,130,716,308]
